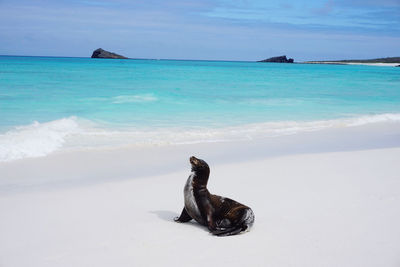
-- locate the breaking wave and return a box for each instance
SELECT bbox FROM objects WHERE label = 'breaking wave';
[0,117,81,162]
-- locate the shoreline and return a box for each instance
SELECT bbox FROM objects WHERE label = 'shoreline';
[1,120,400,191]
[2,113,400,163]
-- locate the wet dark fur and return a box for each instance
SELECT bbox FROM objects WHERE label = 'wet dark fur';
[175,156,254,236]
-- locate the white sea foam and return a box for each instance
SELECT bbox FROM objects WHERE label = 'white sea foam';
[1,113,400,162]
[82,94,158,104]
[111,94,157,104]
[347,113,400,126]
[0,117,82,162]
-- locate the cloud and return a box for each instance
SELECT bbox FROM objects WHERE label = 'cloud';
[312,0,335,15]
[338,0,400,8]
[76,1,120,7]
[201,0,399,34]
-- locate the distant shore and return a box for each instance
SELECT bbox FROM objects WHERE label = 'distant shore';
[304,57,400,67]
[305,61,399,67]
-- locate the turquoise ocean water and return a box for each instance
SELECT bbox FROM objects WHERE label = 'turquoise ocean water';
[1,56,400,161]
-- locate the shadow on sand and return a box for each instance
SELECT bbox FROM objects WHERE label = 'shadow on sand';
[150,210,178,222]
[150,210,209,233]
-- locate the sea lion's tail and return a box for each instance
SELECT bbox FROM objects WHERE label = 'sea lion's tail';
[212,208,255,237]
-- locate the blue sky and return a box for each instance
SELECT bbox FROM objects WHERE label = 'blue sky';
[0,0,399,61]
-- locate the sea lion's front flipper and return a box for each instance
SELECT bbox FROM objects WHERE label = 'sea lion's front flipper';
[174,207,192,223]
[202,201,217,231]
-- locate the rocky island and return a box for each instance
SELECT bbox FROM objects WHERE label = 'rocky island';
[91,48,128,59]
[258,55,294,63]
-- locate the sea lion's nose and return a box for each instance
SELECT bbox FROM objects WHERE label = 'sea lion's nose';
[190,156,197,164]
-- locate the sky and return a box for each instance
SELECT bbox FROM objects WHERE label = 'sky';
[0,0,399,61]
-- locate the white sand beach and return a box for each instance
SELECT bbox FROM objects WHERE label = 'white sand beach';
[1,122,400,267]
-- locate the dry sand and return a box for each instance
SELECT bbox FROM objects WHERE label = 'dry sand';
[1,123,400,267]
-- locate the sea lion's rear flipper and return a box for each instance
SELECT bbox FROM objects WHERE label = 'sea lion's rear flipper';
[174,207,192,223]
[213,226,244,236]
[211,208,255,236]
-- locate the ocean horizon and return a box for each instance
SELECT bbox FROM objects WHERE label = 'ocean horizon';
[1,55,400,162]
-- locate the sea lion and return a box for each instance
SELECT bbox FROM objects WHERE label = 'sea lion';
[174,156,254,236]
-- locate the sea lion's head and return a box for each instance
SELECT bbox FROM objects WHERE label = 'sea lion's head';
[190,156,210,180]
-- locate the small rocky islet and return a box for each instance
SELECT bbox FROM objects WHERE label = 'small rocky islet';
[91,48,128,59]
[258,55,294,63]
